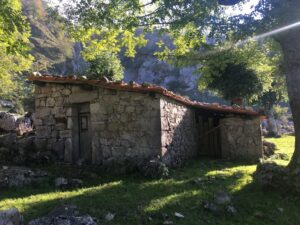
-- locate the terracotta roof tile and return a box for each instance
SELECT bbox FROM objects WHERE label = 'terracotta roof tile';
[28,74,260,116]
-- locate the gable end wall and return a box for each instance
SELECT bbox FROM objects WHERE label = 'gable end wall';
[160,96,199,167]
[34,83,161,166]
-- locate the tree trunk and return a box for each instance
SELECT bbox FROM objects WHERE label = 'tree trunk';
[278,27,300,172]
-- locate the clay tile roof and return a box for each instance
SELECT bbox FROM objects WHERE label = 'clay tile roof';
[28,74,260,116]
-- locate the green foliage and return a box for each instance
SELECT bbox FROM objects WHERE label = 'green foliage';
[0,0,33,103]
[65,0,286,105]
[200,62,262,101]
[86,52,124,81]
[0,0,31,55]
[65,0,224,60]
[198,41,281,103]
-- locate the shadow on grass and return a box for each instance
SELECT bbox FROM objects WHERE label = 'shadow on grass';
[1,159,300,225]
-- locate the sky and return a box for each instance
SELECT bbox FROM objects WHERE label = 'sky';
[225,0,260,16]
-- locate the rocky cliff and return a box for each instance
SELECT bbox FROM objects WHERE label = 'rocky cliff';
[22,0,223,103]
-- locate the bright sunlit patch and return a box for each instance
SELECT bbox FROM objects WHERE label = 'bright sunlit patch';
[0,181,122,213]
[205,165,256,192]
[144,190,201,212]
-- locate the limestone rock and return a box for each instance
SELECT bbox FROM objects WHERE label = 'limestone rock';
[104,212,115,221]
[0,112,19,132]
[214,191,231,205]
[0,208,22,225]
[28,205,96,225]
[174,212,184,218]
[54,177,68,189]
[54,177,83,189]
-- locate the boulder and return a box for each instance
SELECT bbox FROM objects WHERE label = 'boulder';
[55,177,83,189]
[0,208,22,225]
[0,112,33,135]
[0,112,19,132]
[263,140,277,157]
[214,191,232,205]
[28,215,96,225]
[253,162,287,190]
[139,157,169,179]
[55,177,68,189]
[27,205,97,225]
[203,190,236,216]
[16,116,33,136]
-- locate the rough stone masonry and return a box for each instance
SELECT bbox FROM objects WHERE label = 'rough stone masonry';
[32,76,262,168]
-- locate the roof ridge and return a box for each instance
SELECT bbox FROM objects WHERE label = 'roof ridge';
[28,74,260,116]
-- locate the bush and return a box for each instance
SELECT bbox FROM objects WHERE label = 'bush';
[86,52,124,81]
[140,157,169,179]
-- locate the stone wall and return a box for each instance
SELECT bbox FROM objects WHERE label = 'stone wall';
[89,88,161,166]
[34,83,161,166]
[220,116,262,162]
[160,97,199,167]
[34,83,73,161]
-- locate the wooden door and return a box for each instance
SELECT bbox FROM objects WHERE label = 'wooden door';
[73,103,91,163]
[198,116,222,158]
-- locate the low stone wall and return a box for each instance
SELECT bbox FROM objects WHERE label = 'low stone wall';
[160,97,198,167]
[34,83,161,166]
[220,116,262,162]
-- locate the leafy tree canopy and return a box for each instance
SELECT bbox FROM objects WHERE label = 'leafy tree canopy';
[201,62,262,102]
[0,0,33,102]
[86,51,124,81]
[198,40,283,103]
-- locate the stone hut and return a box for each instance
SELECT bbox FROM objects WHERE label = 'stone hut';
[29,75,262,167]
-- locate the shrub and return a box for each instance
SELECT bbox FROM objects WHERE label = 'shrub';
[86,52,124,81]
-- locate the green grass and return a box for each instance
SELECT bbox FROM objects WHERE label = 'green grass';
[0,136,299,225]
[265,135,295,166]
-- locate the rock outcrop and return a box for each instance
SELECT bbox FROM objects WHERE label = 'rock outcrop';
[28,205,97,225]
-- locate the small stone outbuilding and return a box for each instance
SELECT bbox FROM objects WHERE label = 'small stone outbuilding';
[29,75,262,167]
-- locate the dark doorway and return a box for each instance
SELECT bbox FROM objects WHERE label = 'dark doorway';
[72,103,92,163]
[197,112,222,158]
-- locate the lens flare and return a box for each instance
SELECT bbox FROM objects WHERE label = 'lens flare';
[236,21,300,47]
[197,21,300,59]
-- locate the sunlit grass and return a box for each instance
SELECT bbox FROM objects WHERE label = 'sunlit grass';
[265,135,295,166]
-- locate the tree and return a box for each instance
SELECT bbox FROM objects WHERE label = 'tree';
[200,62,262,104]
[218,0,300,179]
[67,0,300,177]
[198,40,280,104]
[0,0,33,105]
[86,51,124,81]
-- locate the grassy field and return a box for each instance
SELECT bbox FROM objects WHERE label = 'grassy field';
[0,136,299,225]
